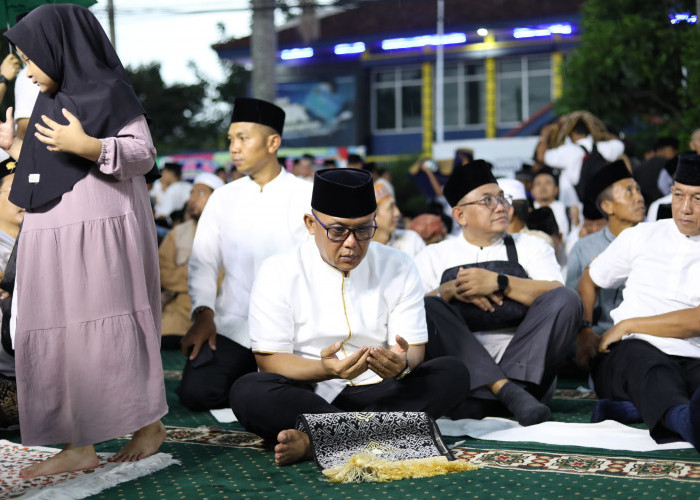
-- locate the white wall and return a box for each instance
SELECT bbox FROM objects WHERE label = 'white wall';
[433,137,540,178]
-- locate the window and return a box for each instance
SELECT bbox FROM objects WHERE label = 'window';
[372,67,423,132]
[441,62,485,128]
[497,55,552,126]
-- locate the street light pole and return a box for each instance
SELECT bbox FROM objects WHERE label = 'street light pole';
[107,0,116,49]
[435,0,444,145]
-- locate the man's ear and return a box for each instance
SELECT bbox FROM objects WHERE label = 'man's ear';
[267,133,281,154]
[304,213,315,235]
[452,205,467,228]
[600,199,614,217]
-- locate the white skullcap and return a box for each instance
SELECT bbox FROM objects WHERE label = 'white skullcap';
[498,178,527,201]
[193,172,224,191]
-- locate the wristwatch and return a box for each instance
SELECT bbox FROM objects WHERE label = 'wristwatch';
[394,361,412,381]
[497,274,509,293]
[0,75,8,85]
[191,305,212,321]
[581,320,593,329]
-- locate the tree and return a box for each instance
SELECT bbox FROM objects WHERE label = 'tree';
[556,0,698,146]
[127,63,213,153]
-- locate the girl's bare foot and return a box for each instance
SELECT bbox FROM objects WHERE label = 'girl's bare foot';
[20,444,99,478]
[274,429,312,465]
[110,420,166,462]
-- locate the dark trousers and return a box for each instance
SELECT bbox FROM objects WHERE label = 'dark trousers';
[424,287,581,414]
[230,356,469,443]
[592,339,700,442]
[178,334,258,411]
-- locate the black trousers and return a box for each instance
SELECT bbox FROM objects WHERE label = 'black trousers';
[178,334,258,411]
[230,356,469,443]
[592,339,700,442]
[424,287,581,416]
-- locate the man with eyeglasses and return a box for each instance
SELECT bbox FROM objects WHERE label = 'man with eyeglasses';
[414,160,582,426]
[577,153,700,450]
[179,98,313,411]
[230,168,468,465]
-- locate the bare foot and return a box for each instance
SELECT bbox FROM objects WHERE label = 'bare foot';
[110,420,166,462]
[20,445,99,478]
[274,429,312,466]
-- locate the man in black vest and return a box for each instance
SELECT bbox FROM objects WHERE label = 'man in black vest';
[414,161,582,426]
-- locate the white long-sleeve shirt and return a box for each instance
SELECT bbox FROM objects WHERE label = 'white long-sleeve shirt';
[188,168,313,347]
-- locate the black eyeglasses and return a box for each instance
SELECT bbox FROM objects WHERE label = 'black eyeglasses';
[459,194,513,210]
[312,211,377,242]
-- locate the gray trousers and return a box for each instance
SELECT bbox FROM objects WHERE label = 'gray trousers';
[424,287,581,415]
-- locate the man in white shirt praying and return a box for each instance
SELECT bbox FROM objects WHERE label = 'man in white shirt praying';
[179,97,313,410]
[414,161,582,426]
[231,168,468,466]
[580,153,700,450]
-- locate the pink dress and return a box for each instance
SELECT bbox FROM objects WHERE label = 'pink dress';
[14,115,168,447]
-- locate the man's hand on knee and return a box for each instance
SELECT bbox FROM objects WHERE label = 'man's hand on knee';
[181,308,217,360]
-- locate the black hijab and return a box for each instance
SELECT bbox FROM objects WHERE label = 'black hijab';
[4,4,146,210]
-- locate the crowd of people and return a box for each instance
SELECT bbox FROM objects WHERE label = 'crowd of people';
[0,3,698,480]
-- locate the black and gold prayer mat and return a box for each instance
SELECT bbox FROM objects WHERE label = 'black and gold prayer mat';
[298,411,454,470]
[123,425,265,449]
[453,445,700,482]
[298,412,477,482]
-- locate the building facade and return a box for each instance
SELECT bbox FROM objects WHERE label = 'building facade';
[213,0,583,158]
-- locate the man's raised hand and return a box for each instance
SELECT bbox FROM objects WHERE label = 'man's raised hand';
[367,335,409,379]
[321,341,369,380]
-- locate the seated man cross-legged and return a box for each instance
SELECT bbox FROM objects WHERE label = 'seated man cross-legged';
[230,168,468,465]
[414,161,582,426]
[580,153,700,449]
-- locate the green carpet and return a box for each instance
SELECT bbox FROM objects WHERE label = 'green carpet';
[1,351,698,499]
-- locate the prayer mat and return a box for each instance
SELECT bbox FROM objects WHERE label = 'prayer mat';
[297,411,477,482]
[0,440,178,499]
[452,445,700,482]
[438,417,693,452]
[0,375,18,429]
[130,425,264,449]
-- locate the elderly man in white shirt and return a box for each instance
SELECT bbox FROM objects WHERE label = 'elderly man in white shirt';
[414,161,582,426]
[579,154,700,450]
[178,98,313,410]
[230,168,468,466]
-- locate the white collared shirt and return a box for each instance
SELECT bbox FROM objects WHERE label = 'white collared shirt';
[414,231,564,294]
[589,219,700,358]
[154,180,192,219]
[414,232,563,362]
[249,239,428,399]
[189,168,313,347]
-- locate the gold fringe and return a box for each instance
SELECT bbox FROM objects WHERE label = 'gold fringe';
[322,454,478,483]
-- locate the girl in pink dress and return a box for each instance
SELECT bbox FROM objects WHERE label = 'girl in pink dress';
[0,4,167,477]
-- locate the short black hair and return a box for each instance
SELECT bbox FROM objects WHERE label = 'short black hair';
[532,167,559,186]
[323,158,337,168]
[215,167,226,175]
[363,162,377,173]
[511,199,531,224]
[653,136,679,151]
[571,120,590,136]
[162,162,182,179]
[347,154,364,166]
